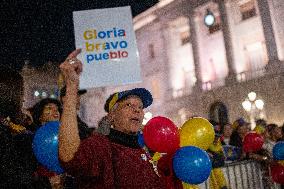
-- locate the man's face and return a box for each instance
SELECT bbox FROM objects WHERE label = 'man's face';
[109,95,144,134]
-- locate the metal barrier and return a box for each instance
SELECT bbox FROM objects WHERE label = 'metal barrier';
[198,160,281,189]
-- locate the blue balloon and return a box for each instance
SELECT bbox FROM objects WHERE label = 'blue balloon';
[273,141,284,160]
[173,146,212,184]
[33,121,64,174]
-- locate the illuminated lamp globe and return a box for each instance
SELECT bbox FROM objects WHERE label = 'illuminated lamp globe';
[204,9,215,27]
[255,99,264,110]
[242,100,252,112]
[248,92,257,101]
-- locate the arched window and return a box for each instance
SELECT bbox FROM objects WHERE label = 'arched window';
[209,101,229,128]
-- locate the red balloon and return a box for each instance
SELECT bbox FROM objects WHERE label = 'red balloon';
[143,116,179,154]
[271,163,284,184]
[243,132,264,153]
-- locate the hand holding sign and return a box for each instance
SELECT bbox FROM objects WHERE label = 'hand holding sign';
[60,49,83,86]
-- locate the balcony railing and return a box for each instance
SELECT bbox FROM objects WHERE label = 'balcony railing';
[202,78,225,91]
[172,87,192,98]
[237,68,266,82]
[201,68,266,91]
[169,68,267,96]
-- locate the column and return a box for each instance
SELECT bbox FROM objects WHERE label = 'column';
[160,22,176,100]
[256,0,283,73]
[185,9,203,92]
[216,0,237,83]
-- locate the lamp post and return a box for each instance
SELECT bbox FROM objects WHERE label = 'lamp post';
[242,92,265,130]
[204,9,215,27]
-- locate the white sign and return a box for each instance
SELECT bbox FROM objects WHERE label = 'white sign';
[73,6,141,89]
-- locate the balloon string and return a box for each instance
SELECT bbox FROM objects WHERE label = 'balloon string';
[142,145,167,177]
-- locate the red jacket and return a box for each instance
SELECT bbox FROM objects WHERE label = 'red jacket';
[61,131,182,189]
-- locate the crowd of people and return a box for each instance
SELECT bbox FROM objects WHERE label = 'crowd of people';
[0,49,283,189]
[208,118,284,188]
[0,88,94,188]
[210,118,283,162]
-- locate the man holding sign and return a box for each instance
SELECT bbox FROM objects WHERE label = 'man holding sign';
[59,49,182,189]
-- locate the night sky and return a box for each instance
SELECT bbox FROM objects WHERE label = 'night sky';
[0,0,158,70]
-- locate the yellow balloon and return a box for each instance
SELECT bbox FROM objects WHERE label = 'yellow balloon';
[254,125,265,134]
[209,168,228,189]
[279,160,284,166]
[180,117,215,150]
[208,139,223,153]
[182,182,199,189]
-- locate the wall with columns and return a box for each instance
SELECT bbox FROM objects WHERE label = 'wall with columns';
[131,0,283,126]
[20,0,284,128]
[227,0,267,74]
[269,0,284,60]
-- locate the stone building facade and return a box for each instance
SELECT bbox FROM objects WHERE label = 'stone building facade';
[21,62,61,109]
[22,0,284,128]
[96,0,284,128]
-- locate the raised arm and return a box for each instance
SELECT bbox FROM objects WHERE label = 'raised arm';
[59,49,82,162]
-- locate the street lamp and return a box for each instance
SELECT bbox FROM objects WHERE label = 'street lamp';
[242,100,251,112]
[248,92,256,101]
[204,9,215,27]
[242,92,265,130]
[255,99,264,110]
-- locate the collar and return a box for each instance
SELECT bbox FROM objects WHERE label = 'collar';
[108,128,141,149]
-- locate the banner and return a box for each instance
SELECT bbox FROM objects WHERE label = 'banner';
[73,6,141,89]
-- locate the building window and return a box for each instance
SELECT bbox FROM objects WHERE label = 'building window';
[237,71,246,82]
[180,31,190,46]
[239,0,257,21]
[202,81,212,91]
[244,41,267,71]
[209,101,229,128]
[148,43,155,59]
[208,16,221,34]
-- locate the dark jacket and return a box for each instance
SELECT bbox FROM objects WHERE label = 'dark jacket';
[13,132,52,189]
[229,131,243,148]
[77,116,92,140]
[0,123,35,188]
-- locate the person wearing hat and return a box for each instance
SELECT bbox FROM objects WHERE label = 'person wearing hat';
[58,49,182,189]
[229,118,250,148]
[60,85,92,140]
[229,118,250,161]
